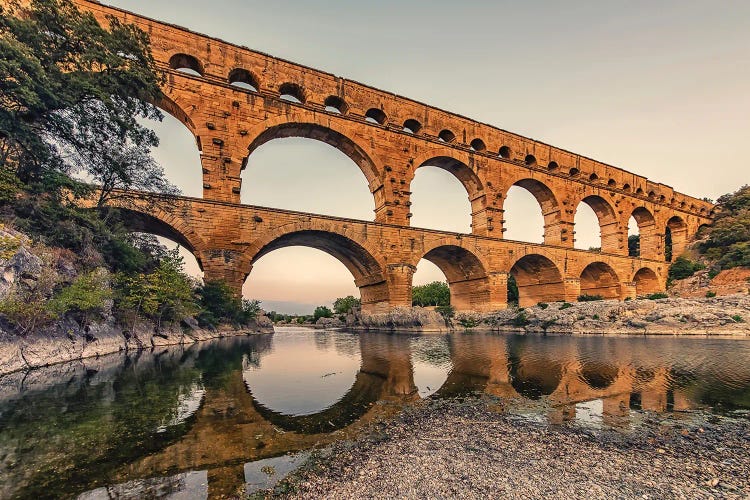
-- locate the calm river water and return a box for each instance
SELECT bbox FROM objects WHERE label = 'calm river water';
[1,327,749,499]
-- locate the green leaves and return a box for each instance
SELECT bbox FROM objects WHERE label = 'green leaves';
[195,280,262,328]
[333,295,360,314]
[0,0,163,189]
[412,281,450,307]
[114,249,197,326]
[699,185,750,271]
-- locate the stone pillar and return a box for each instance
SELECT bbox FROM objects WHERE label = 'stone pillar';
[373,181,410,225]
[563,278,581,302]
[199,249,249,294]
[601,221,625,255]
[384,263,417,309]
[547,216,574,247]
[486,272,510,311]
[621,281,637,300]
[199,128,244,204]
[469,193,490,236]
[638,221,662,260]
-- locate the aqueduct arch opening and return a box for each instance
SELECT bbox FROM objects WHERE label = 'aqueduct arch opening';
[629,207,658,259]
[633,267,660,296]
[417,245,491,312]
[410,156,484,234]
[579,262,621,299]
[574,196,619,253]
[97,207,205,277]
[246,123,379,186]
[509,254,565,307]
[246,229,389,313]
[666,215,688,262]
[409,163,473,233]
[504,180,560,245]
[241,122,378,218]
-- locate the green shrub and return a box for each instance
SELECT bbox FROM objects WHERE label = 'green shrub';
[196,280,261,328]
[511,311,529,327]
[457,314,479,329]
[114,250,197,330]
[578,294,604,302]
[560,302,573,310]
[0,226,21,260]
[412,281,450,307]
[537,302,548,309]
[333,295,360,314]
[668,256,705,280]
[624,296,633,301]
[47,270,111,322]
[592,314,600,320]
[646,292,669,300]
[705,291,717,298]
[313,306,333,321]
[436,305,455,319]
[732,314,744,323]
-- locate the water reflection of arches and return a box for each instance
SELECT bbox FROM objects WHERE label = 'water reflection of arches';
[244,334,418,434]
[93,332,749,498]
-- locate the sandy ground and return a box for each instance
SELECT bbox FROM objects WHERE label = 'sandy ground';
[260,398,750,499]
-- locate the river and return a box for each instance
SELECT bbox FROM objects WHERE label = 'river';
[1,327,749,499]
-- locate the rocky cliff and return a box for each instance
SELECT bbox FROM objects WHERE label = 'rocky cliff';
[0,225,273,376]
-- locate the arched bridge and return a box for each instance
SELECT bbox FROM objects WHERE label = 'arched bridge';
[71,1,714,313]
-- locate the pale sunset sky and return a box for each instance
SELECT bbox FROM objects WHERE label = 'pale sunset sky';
[107,0,750,314]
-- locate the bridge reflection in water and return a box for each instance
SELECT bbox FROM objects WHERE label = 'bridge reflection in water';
[1,329,749,499]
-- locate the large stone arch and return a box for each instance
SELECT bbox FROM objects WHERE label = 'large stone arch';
[508,254,565,307]
[409,150,488,234]
[574,195,620,253]
[633,267,660,296]
[243,117,382,194]
[579,262,622,299]
[88,200,208,267]
[413,240,492,312]
[155,93,197,134]
[245,222,390,313]
[503,179,562,245]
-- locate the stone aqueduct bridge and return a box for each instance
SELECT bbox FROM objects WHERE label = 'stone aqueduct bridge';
[74,1,714,312]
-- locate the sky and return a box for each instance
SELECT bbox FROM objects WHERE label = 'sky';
[107,0,750,314]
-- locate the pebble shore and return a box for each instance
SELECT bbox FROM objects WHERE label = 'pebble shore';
[265,398,750,499]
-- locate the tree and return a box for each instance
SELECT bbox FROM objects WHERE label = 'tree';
[507,274,519,305]
[0,0,163,192]
[668,256,704,281]
[412,281,450,307]
[114,249,197,331]
[699,185,750,269]
[628,234,641,257]
[333,295,360,314]
[313,306,333,321]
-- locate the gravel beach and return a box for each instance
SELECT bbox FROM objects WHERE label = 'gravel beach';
[264,398,750,499]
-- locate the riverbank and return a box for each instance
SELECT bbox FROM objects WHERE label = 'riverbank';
[0,319,273,376]
[349,294,750,335]
[265,397,750,499]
